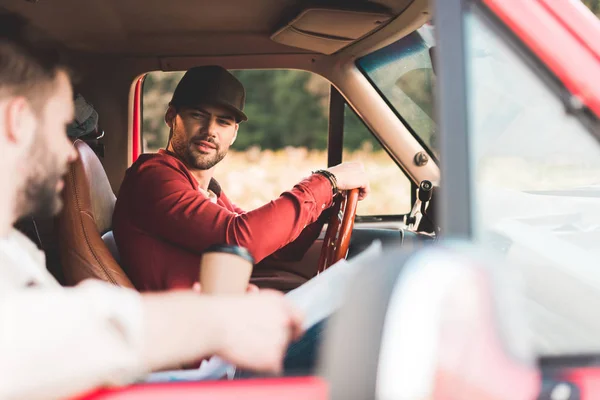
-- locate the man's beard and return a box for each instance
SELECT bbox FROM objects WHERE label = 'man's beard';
[17,134,66,219]
[172,132,228,170]
[20,174,63,218]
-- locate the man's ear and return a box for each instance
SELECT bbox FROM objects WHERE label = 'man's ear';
[230,124,239,146]
[4,96,36,149]
[165,105,177,129]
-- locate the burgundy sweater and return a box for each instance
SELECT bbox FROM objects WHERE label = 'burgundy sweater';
[112,150,333,292]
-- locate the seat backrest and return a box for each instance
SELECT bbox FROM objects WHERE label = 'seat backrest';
[56,140,134,288]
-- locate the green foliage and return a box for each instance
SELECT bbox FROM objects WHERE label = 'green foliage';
[142,71,184,150]
[343,105,381,151]
[231,70,329,150]
[142,69,379,151]
[582,0,600,16]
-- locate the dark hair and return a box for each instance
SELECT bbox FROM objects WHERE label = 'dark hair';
[0,15,65,115]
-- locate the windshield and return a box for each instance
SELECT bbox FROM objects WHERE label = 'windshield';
[357,24,437,157]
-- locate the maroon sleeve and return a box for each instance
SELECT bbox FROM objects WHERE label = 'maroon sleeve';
[130,159,333,263]
[267,212,329,262]
[229,201,245,215]
[225,196,329,262]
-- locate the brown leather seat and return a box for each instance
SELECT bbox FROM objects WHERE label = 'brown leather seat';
[56,139,135,288]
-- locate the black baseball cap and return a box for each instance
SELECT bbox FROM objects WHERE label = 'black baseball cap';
[169,65,248,122]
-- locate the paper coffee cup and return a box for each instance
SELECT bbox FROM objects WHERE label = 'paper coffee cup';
[199,244,254,295]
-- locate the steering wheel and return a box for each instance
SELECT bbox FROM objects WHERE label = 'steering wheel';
[317,189,360,273]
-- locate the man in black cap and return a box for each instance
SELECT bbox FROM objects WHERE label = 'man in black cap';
[113,65,370,293]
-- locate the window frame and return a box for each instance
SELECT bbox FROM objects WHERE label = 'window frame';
[138,71,418,220]
[328,85,417,221]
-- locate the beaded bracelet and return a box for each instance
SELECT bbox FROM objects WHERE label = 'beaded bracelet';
[312,169,339,196]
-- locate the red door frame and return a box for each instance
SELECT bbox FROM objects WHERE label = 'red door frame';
[478,1,600,398]
[483,0,600,118]
[77,377,328,400]
[132,75,145,163]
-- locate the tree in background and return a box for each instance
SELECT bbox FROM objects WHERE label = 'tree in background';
[582,0,600,16]
[143,69,379,152]
[231,70,329,150]
[142,71,184,150]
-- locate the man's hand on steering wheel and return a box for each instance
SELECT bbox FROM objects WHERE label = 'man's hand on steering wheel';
[315,162,370,273]
[326,162,370,200]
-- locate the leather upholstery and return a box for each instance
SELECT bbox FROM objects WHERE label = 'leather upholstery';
[56,140,134,288]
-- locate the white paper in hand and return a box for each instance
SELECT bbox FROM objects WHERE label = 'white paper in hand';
[144,240,382,382]
[285,240,382,330]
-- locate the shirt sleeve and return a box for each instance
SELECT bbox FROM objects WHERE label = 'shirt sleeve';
[0,280,146,400]
[228,200,329,263]
[130,161,334,263]
[268,211,329,262]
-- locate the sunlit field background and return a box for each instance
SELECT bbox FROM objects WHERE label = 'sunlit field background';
[149,148,414,214]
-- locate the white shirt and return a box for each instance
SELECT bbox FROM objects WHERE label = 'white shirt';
[0,229,146,400]
[198,187,218,203]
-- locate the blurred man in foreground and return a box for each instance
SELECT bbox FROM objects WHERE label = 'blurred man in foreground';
[0,37,303,399]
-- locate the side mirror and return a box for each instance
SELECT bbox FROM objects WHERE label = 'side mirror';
[319,242,539,400]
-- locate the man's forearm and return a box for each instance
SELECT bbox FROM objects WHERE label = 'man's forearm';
[0,283,147,400]
[131,168,334,264]
[140,292,222,371]
[143,290,304,376]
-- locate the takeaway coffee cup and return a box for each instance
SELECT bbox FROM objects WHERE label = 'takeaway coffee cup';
[199,244,254,295]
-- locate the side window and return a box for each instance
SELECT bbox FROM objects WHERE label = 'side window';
[142,70,329,210]
[466,11,600,251]
[464,7,600,357]
[342,104,413,216]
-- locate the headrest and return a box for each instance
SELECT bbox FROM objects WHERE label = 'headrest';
[67,94,99,139]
